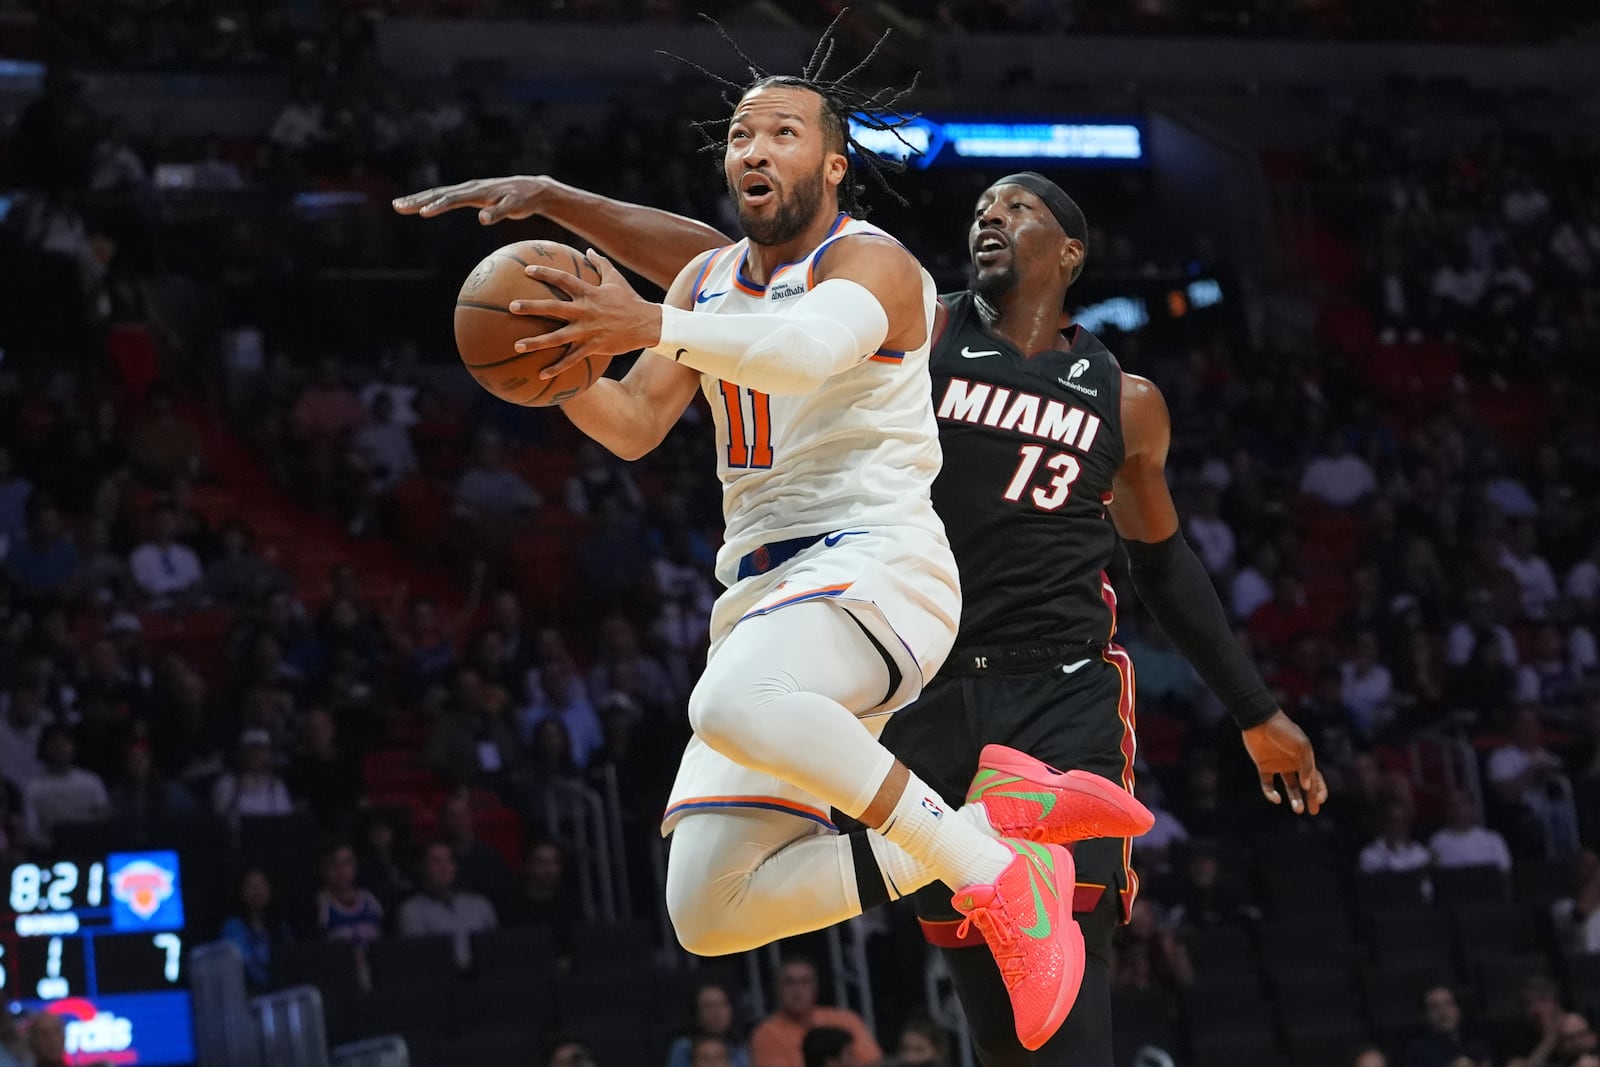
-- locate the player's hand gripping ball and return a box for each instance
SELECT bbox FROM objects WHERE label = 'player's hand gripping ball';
[454,240,609,407]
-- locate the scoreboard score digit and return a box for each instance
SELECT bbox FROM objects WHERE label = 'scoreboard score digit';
[2,851,195,1066]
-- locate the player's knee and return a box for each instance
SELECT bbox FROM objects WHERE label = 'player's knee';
[664,869,741,957]
[687,672,764,762]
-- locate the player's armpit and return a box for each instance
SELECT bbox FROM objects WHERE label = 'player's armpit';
[812,233,930,354]
[1105,373,1179,543]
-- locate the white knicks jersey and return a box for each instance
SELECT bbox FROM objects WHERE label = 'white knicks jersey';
[688,213,949,587]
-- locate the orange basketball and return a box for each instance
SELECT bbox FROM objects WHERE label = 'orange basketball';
[454,240,611,407]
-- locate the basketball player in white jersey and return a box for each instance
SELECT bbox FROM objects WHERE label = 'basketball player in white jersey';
[405,71,1147,1048]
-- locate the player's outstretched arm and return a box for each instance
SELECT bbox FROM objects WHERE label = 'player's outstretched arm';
[555,252,707,461]
[1108,374,1328,816]
[392,176,730,291]
[512,234,927,396]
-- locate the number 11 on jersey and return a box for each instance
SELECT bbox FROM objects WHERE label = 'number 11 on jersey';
[718,381,774,469]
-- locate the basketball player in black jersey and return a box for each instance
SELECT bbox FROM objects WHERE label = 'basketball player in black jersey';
[396,172,1326,1066]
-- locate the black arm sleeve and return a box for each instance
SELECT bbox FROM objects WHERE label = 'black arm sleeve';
[1123,530,1278,730]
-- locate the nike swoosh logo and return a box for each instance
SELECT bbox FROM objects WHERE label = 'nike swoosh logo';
[696,290,730,304]
[1020,848,1055,939]
[823,530,868,547]
[961,346,1001,359]
[994,788,1058,818]
[1061,659,1091,674]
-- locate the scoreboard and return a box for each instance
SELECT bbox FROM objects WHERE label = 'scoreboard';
[2,851,195,1066]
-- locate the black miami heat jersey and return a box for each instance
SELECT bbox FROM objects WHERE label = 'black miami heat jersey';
[930,291,1126,646]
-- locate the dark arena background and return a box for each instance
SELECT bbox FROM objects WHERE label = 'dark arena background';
[1,1,1598,1066]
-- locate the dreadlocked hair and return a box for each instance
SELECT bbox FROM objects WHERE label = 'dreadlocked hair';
[658,8,921,216]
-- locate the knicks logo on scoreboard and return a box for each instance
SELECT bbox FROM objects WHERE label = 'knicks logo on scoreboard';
[108,851,185,931]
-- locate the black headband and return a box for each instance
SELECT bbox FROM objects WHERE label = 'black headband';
[992,172,1088,244]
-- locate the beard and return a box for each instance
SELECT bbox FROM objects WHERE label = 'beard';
[731,167,825,246]
[972,257,1019,303]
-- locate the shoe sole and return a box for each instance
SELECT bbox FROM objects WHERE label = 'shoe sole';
[977,744,1155,842]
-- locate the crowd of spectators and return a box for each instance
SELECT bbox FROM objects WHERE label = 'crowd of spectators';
[24,0,1589,74]
[4,12,1600,1065]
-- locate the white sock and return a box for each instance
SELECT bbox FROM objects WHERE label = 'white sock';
[865,802,996,898]
[875,773,1012,890]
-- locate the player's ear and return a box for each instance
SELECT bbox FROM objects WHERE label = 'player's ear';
[1062,237,1086,280]
[824,148,849,189]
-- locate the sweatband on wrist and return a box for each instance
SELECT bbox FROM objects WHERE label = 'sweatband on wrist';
[1123,530,1278,730]
[652,278,890,395]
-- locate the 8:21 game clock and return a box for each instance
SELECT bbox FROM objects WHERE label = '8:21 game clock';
[3,851,195,1065]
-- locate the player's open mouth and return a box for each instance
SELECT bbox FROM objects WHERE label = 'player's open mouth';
[740,172,776,206]
[974,230,1008,265]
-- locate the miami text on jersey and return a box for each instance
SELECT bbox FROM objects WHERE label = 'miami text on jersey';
[935,377,1103,454]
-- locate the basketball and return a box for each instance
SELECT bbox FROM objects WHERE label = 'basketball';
[454,239,610,407]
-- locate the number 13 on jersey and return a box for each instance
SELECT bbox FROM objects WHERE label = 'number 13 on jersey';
[718,381,774,469]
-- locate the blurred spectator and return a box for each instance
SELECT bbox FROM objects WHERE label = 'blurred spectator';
[317,841,385,948]
[799,1028,851,1067]
[108,740,196,842]
[269,85,327,152]
[1185,487,1235,576]
[588,614,677,714]
[0,681,48,792]
[1169,840,1254,928]
[439,791,514,908]
[89,119,148,193]
[667,983,752,1067]
[1230,541,1278,621]
[750,958,880,1067]
[397,840,498,970]
[424,670,525,792]
[580,495,651,602]
[206,520,291,607]
[502,838,577,960]
[219,867,293,991]
[519,652,603,769]
[355,810,414,914]
[1489,706,1570,854]
[24,724,111,847]
[1552,854,1600,955]
[129,502,205,608]
[1403,984,1489,1067]
[1111,902,1193,1006]
[1129,778,1189,880]
[1358,803,1432,874]
[1341,630,1395,737]
[1567,540,1600,612]
[1429,789,1512,873]
[1502,522,1561,621]
[1300,431,1377,509]
[6,497,80,597]
[566,440,643,516]
[1524,1011,1599,1067]
[211,728,293,822]
[24,1012,67,1067]
[1249,572,1315,655]
[1352,1047,1388,1067]
[0,447,33,544]
[348,391,417,535]
[453,432,541,545]
[126,390,202,488]
[689,1038,733,1067]
[544,1040,597,1067]
[1447,589,1520,669]
[1516,625,1583,720]
[285,708,360,831]
[891,1017,949,1065]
